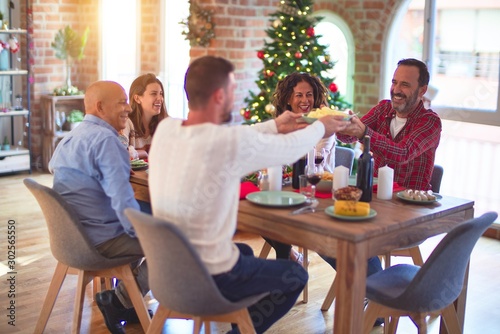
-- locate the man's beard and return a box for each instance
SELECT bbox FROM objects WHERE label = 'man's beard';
[391,88,419,114]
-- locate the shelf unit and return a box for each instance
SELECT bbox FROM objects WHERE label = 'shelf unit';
[0,1,31,175]
[41,94,85,171]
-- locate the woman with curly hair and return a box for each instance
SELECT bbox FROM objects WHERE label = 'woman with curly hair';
[272,72,337,171]
[120,73,168,159]
[265,72,338,264]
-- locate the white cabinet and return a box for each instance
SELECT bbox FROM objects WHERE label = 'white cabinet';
[0,3,31,175]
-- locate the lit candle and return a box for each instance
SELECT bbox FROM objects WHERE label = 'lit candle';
[377,165,394,200]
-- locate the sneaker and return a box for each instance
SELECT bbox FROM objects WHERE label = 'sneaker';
[95,290,126,334]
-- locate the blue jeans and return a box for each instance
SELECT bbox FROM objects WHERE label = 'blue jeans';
[319,254,383,277]
[212,243,308,334]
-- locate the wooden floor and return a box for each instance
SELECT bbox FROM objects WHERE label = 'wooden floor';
[1,172,499,334]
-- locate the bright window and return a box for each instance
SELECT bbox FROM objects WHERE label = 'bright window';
[314,11,355,105]
[160,2,190,119]
[100,0,139,94]
[385,0,500,126]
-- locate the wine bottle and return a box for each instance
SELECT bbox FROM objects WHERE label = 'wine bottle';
[292,156,306,189]
[356,135,374,202]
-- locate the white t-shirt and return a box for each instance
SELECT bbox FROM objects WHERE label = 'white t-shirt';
[148,117,325,274]
[122,118,152,150]
[390,116,407,138]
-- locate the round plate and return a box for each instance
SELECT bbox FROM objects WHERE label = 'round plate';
[396,191,442,204]
[246,191,307,207]
[301,113,354,124]
[324,205,377,221]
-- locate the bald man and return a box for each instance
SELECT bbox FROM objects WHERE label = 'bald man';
[49,81,150,334]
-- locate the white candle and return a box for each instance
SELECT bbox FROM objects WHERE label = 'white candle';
[333,165,349,191]
[267,166,282,191]
[377,165,394,200]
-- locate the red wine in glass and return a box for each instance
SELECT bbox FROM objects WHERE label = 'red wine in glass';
[307,174,322,185]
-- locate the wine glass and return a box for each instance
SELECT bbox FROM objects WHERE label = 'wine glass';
[305,148,325,202]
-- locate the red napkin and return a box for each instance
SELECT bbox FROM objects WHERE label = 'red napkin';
[373,182,405,193]
[240,182,260,199]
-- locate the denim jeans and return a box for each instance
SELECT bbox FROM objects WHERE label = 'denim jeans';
[212,243,308,334]
[319,254,383,277]
[262,237,292,259]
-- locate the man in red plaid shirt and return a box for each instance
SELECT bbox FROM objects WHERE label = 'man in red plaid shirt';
[338,58,441,190]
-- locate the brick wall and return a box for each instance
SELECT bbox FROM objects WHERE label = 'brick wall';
[27,0,397,168]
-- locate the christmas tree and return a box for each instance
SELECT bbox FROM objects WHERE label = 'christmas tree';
[240,0,351,124]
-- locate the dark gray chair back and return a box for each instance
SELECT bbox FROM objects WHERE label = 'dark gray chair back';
[335,146,355,174]
[430,164,444,193]
[125,208,267,316]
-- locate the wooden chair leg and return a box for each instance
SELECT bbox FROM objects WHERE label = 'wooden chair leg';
[192,316,203,334]
[301,248,308,303]
[258,241,272,259]
[34,262,70,334]
[440,303,462,334]
[72,270,93,334]
[115,265,151,332]
[146,305,170,334]
[92,277,101,299]
[320,276,337,311]
[233,309,255,334]
[409,246,424,266]
[203,320,212,334]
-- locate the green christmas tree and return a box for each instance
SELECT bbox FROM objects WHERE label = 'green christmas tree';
[240,0,351,124]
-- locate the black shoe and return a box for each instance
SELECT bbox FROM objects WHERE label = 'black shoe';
[121,307,154,324]
[95,290,126,334]
[374,317,384,327]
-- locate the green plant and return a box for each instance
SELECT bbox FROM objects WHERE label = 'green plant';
[51,25,90,89]
[3,135,8,145]
[67,110,84,123]
[0,11,4,21]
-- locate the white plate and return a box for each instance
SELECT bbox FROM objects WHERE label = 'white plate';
[246,191,307,207]
[396,191,442,204]
[324,205,377,221]
[301,113,354,124]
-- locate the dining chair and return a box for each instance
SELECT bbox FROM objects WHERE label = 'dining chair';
[259,145,355,304]
[363,211,498,334]
[320,164,444,312]
[24,178,151,334]
[383,164,444,268]
[125,208,268,334]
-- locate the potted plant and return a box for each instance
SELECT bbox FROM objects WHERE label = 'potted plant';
[0,11,4,29]
[51,25,89,95]
[2,135,10,150]
[65,109,84,130]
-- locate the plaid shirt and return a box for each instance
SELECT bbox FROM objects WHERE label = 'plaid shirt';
[338,100,442,190]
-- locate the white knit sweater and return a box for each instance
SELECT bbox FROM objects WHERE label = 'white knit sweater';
[148,117,325,275]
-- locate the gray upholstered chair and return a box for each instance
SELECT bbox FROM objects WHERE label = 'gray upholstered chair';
[383,164,444,268]
[334,145,355,173]
[125,208,268,334]
[363,211,497,334]
[24,178,151,334]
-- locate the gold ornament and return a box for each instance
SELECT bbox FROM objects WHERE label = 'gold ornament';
[273,19,282,28]
[265,104,276,114]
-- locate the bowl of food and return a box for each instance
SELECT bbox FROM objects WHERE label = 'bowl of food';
[316,171,334,193]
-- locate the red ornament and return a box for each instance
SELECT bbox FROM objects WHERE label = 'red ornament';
[257,50,265,59]
[244,110,251,119]
[294,51,302,59]
[329,82,338,93]
[306,27,315,37]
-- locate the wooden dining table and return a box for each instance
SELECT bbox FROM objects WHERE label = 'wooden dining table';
[130,170,474,334]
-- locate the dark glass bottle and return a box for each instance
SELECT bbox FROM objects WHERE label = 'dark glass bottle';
[356,135,374,202]
[292,156,306,189]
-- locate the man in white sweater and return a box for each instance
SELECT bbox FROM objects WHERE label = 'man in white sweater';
[148,56,349,333]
